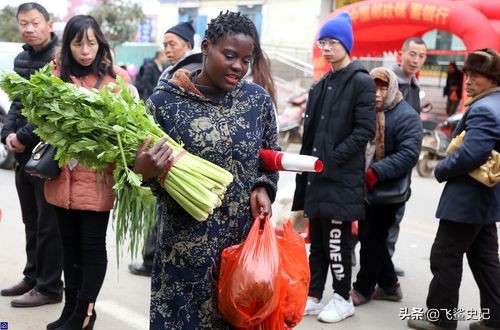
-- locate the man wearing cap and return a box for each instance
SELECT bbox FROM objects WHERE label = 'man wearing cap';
[292,12,375,323]
[128,21,203,277]
[408,48,500,330]
[159,21,203,81]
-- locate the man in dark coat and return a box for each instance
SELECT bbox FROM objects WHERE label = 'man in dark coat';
[138,50,166,101]
[128,21,202,277]
[292,12,375,323]
[0,2,63,307]
[389,37,428,278]
[408,48,500,330]
[158,21,203,81]
[443,62,463,116]
[392,37,427,113]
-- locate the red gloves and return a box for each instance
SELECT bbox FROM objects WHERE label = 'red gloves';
[365,167,378,192]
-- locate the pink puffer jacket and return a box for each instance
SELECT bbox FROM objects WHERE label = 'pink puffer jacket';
[44,64,130,211]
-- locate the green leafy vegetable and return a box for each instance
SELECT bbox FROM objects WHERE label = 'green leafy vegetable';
[0,65,233,263]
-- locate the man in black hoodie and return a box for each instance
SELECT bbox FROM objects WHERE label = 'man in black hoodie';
[0,2,63,307]
[292,12,375,324]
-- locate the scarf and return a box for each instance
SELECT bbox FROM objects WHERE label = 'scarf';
[366,68,403,169]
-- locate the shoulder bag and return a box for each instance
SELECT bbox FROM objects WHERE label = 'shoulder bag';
[25,141,60,179]
[365,172,411,205]
[24,74,105,180]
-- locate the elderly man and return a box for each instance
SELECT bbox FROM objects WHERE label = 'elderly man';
[159,21,203,81]
[408,48,500,330]
[128,21,203,277]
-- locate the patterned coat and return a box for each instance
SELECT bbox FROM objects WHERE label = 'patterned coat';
[146,69,279,329]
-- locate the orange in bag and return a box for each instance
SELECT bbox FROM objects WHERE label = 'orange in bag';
[219,216,281,328]
[276,220,310,327]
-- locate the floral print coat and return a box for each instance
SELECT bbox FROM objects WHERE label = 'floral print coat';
[146,70,279,329]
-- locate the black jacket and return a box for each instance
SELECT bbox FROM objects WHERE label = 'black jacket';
[443,70,463,99]
[392,64,421,113]
[1,33,58,164]
[140,60,163,101]
[158,52,203,82]
[435,91,500,224]
[292,61,376,221]
[370,100,423,183]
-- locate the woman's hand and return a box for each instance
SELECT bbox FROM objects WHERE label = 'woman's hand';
[250,186,272,220]
[133,136,173,181]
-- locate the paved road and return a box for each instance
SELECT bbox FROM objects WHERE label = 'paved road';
[0,160,497,329]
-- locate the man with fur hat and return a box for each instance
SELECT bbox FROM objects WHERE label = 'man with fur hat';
[350,67,422,307]
[408,48,500,330]
[292,11,375,323]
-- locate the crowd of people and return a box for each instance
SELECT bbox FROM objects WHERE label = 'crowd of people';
[0,2,498,330]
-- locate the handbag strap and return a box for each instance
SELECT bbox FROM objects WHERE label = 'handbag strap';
[94,74,104,89]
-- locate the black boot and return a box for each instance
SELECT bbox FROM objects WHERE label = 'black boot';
[47,289,78,329]
[54,298,96,330]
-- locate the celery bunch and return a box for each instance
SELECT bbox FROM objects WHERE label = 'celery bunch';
[0,65,233,260]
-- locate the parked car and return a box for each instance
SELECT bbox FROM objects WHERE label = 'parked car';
[0,42,24,169]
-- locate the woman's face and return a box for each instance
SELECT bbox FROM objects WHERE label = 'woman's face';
[375,85,389,110]
[70,28,99,67]
[198,33,254,92]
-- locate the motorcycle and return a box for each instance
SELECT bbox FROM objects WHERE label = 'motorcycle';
[278,92,307,150]
[416,112,463,177]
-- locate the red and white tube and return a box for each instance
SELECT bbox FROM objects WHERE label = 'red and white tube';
[259,149,323,173]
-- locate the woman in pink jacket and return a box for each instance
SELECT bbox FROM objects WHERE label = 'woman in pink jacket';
[44,15,130,330]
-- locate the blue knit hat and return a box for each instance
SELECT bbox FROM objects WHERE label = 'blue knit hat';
[166,21,195,47]
[318,12,354,54]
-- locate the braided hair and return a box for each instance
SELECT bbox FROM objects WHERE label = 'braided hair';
[204,11,256,45]
[204,11,277,105]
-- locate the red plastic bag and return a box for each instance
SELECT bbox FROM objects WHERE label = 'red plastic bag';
[276,220,310,327]
[352,220,359,236]
[219,216,281,328]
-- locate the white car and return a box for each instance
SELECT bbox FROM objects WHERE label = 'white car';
[0,42,24,169]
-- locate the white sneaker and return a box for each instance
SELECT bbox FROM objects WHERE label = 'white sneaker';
[317,293,355,323]
[303,298,324,316]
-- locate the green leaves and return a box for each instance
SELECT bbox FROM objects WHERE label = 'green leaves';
[0,65,234,262]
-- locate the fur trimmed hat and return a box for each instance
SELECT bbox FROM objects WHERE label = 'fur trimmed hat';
[462,48,500,85]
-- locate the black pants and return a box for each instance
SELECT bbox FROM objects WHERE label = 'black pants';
[55,207,109,302]
[445,99,460,116]
[386,204,405,257]
[142,223,157,269]
[15,164,63,297]
[426,220,500,329]
[308,218,352,301]
[353,203,401,297]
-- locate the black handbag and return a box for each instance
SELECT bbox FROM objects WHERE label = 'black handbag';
[365,173,411,205]
[25,141,60,179]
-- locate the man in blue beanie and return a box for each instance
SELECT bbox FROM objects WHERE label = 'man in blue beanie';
[292,11,376,323]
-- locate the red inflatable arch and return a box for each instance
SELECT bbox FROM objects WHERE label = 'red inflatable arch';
[313,0,500,79]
